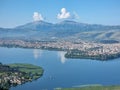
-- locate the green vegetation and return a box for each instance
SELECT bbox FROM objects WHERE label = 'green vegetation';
[65,50,120,60]
[0,63,44,90]
[56,85,120,90]
[9,63,43,76]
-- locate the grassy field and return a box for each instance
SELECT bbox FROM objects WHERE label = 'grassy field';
[56,86,120,90]
[9,63,44,75]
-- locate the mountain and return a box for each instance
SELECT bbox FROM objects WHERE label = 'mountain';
[0,20,120,42]
[12,20,120,31]
[15,21,53,31]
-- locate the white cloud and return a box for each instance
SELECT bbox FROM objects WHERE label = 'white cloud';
[33,12,44,21]
[57,8,70,19]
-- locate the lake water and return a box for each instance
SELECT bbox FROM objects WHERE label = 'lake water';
[0,47,120,90]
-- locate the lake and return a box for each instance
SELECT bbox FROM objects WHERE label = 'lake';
[0,47,120,90]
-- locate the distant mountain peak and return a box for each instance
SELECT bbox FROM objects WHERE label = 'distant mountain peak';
[29,20,52,25]
[15,20,53,30]
[57,20,78,24]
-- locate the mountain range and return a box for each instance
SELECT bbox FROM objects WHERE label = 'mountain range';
[0,20,120,43]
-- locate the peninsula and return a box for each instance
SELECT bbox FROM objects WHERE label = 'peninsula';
[0,63,44,90]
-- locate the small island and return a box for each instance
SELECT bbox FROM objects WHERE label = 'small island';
[0,63,44,90]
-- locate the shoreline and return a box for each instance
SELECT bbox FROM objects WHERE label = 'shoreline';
[56,85,120,90]
[0,63,44,90]
[0,45,120,61]
[0,39,120,60]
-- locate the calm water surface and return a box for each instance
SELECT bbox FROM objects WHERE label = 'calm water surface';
[0,47,120,90]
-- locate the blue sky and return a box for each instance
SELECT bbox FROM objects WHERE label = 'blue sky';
[0,0,120,28]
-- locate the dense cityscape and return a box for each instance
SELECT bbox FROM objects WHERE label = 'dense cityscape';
[0,39,120,60]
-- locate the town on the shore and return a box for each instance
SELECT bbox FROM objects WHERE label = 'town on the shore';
[0,63,43,90]
[0,39,120,60]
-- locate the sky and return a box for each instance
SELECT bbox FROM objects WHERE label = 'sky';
[0,0,120,28]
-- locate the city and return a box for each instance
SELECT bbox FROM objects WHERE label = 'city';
[0,39,120,60]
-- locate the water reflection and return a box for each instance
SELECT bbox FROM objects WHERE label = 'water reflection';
[33,49,42,59]
[58,51,67,64]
